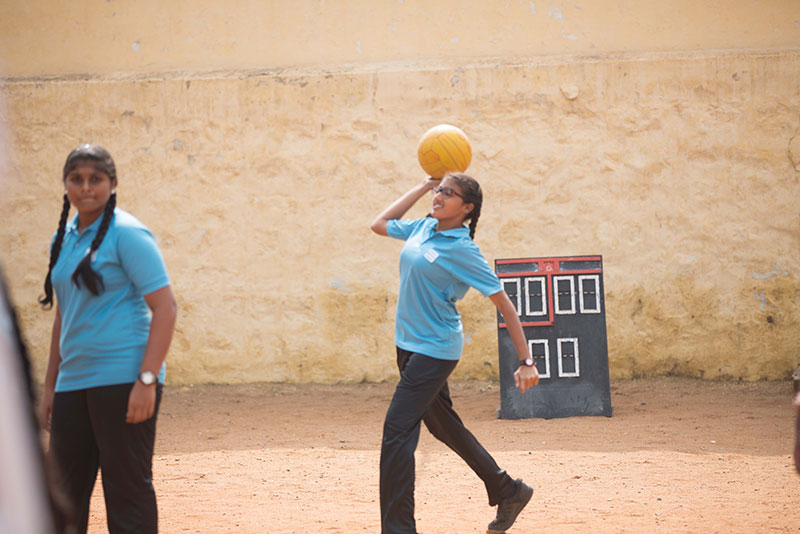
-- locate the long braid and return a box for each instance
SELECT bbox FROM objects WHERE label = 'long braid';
[446,172,483,240]
[467,202,481,239]
[71,192,116,295]
[39,194,71,309]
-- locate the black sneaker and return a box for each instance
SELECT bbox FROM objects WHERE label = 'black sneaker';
[486,479,533,533]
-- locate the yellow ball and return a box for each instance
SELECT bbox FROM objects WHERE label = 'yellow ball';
[417,124,472,178]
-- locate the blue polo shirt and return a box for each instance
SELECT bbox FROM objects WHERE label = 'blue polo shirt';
[387,217,503,360]
[51,208,170,392]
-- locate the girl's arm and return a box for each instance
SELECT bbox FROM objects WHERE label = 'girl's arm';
[370,177,440,236]
[489,290,539,393]
[126,285,177,424]
[40,307,62,431]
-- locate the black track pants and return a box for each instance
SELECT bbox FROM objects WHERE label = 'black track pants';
[50,383,162,534]
[380,348,516,534]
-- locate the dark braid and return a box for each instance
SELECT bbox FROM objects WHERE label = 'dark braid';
[467,201,482,240]
[39,194,71,309]
[71,192,116,295]
[446,172,483,240]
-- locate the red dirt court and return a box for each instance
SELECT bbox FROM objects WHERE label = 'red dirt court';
[87,377,799,533]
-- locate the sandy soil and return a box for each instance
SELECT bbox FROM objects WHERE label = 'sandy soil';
[86,378,799,533]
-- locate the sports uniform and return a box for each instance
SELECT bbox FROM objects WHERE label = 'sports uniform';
[49,208,170,534]
[379,217,518,533]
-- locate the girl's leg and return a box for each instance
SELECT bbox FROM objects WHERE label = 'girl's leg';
[50,389,99,534]
[422,381,517,506]
[380,349,457,534]
[87,383,162,534]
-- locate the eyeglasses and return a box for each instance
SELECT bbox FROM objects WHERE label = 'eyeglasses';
[432,186,464,200]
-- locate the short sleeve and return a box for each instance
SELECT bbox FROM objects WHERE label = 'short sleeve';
[116,226,171,296]
[450,241,503,297]
[386,218,428,241]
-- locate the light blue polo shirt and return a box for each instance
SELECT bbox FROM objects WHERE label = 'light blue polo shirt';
[387,217,503,360]
[51,208,170,392]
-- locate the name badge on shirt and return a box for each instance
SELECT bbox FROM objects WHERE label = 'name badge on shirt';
[424,249,439,263]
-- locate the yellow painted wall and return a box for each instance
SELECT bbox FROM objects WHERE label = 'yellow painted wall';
[2,1,799,77]
[2,2,799,384]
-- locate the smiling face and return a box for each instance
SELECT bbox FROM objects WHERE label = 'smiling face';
[431,176,474,229]
[64,161,116,223]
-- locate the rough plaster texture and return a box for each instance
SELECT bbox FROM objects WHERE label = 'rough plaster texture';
[2,49,799,384]
[2,1,800,78]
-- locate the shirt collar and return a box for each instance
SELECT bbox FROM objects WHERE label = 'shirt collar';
[424,218,469,239]
[438,225,469,238]
[65,212,107,236]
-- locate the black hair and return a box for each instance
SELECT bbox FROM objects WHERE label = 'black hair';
[2,267,78,532]
[445,172,483,239]
[39,144,117,309]
[2,270,34,399]
[38,194,71,309]
[70,192,116,295]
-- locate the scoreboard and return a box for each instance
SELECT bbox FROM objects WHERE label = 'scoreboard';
[495,256,612,419]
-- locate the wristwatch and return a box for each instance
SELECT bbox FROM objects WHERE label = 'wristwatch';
[519,357,534,368]
[138,370,156,386]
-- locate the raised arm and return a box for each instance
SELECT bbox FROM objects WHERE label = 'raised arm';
[370,177,441,236]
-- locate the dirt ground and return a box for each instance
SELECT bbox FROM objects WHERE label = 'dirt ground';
[86,378,799,533]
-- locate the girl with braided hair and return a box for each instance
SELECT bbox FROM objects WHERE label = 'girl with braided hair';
[39,144,176,534]
[371,172,539,534]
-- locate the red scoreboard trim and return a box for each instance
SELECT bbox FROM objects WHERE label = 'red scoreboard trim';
[496,256,602,329]
[497,269,601,277]
[496,255,602,264]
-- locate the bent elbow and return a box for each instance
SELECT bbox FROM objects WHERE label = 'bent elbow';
[370,219,387,236]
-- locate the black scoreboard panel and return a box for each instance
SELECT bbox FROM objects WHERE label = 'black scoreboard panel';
[495,256,612,419]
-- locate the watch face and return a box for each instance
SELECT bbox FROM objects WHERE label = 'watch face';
[139,371,156,385]
[524,358,534,367]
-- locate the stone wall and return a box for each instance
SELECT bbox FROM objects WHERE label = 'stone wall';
[2,2,799,383]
